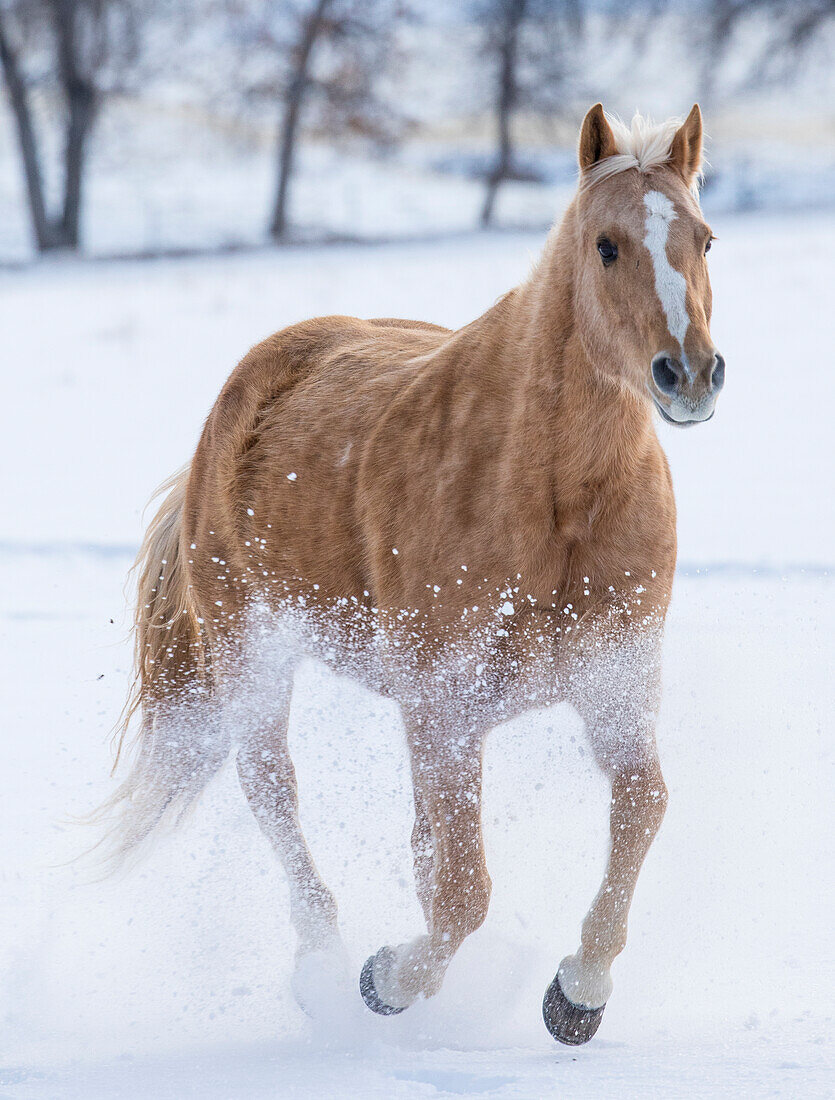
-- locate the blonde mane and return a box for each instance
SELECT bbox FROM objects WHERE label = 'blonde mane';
[583,112,702,190]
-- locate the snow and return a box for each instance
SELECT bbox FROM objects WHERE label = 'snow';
[1,214,833,1096]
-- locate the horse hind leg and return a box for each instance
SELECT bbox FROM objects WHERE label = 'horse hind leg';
[237,731,340,952]
[236,690,349,1015]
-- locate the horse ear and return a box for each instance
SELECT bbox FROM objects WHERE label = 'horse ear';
[578,103,618,170]
[670,104,703,185]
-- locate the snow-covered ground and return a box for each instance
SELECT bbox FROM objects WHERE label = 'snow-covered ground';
[1,213,833,1097]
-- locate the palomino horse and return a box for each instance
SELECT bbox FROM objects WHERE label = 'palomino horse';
[106,104,723,1045]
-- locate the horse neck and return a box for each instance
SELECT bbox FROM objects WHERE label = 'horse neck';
[486,205,656,505]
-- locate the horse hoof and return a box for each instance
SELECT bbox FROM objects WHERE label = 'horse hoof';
[359,950,407,1016]
[291,941,354,1021]
[542,972,606,1045]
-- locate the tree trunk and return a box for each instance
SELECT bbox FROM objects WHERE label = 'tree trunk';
[0,2,98,253]
[270,0,333,242]
[52,0,97,249]
[481,0,526,228]
[0,13,58,251]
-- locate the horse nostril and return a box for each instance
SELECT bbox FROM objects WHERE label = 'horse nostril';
[651,355,681,396]
[711,353,725,393]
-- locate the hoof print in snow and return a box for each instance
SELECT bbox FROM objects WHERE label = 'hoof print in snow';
[359,951,407,1016]
[542,973,606,1046]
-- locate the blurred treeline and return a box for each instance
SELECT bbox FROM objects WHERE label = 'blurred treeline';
[0,0,831,255]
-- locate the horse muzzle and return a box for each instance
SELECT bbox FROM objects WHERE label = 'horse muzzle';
[649,351,724,428]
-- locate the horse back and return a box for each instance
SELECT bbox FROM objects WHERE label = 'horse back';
[182,315,452,621]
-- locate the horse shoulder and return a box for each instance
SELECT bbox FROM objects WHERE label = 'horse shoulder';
[592,439,677,600]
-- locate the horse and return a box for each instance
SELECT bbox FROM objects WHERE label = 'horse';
[102,103,723,1046]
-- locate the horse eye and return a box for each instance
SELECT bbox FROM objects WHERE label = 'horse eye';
[597,238,617,266]
[704,238,713,254]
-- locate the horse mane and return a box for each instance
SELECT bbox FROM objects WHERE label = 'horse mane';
[582,112,702,192]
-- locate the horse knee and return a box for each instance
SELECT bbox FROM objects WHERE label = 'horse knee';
[441,867,491,942]
[238,738,291,784]
[641,773,668,836]
[652,777,668,822]
[411,810,431,859]
[467,871,492,933]
[236,742,299,830]
[613,767,667,833]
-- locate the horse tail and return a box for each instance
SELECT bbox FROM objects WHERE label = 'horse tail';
[89,465,227,871]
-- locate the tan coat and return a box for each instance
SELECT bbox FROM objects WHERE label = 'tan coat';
[107,104,721,1046]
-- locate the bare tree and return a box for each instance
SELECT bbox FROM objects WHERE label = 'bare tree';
[698,0,834,105]
[0,0,138,252]
[271,0,332,241]
[478,0,524,228]
[227,0,409,242]
[477,0,583,227]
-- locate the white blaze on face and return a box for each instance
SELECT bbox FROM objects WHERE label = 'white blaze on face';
[643,190,691,369]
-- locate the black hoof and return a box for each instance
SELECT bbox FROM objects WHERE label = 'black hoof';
[360,950,407,1016]
[542,972,606,1046]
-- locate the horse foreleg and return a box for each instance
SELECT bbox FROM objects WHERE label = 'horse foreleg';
[360,725,491,1014]
[410,791,434,928]
[544,742,667,1044]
